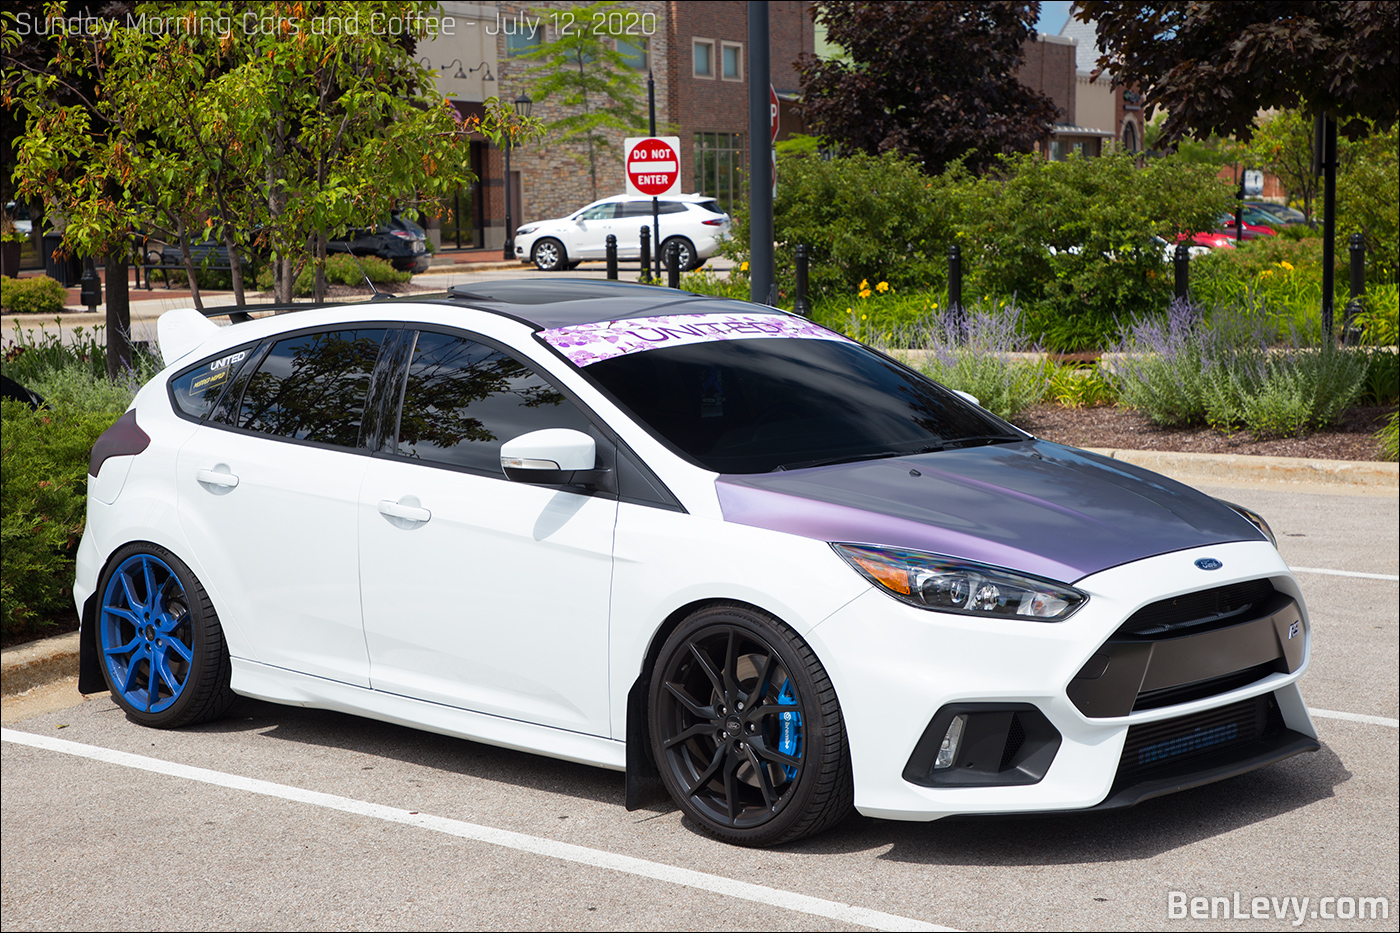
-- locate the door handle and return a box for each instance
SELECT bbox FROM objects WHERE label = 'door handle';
[378,499,431,523]
[195,468,239,488]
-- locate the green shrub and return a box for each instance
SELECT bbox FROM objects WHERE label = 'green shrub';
[1356,347,1399,406]
[1,376,134,639]
[878,300,1049,420]
[254,253,410,296]
[723,150,967,301]
[3,320,161,385]
[1047,364,1117,408]
[960,151,1231,351]
[1351,283,1399,346]
[0,275,68,315]
[1377,412,1399,461]
[1110,300,1370,436]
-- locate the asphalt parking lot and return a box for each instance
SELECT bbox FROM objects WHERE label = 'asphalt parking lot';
[2,477,1395,932]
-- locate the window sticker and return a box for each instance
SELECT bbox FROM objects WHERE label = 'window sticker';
[540,313,852,367]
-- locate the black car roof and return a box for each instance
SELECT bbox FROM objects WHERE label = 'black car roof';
[434,279,786,330]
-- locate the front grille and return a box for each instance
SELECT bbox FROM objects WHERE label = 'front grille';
[1132,660,1282,711]
[1118,579,1278,638]
[1116,694,1285,786]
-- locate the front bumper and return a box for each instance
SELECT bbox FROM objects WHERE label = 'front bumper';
[806,540,1316,821]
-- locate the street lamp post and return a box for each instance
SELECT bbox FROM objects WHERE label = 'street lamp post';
[503,92,533,261]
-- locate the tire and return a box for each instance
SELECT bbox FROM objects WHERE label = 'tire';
[649,603,853,846]
[660,237,697,272]
[96,544,234,728]
[531,238,568,272]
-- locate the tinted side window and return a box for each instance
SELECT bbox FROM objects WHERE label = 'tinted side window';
[237,328,388,447]
[658,201,688,214]
[394,331,591,473]
[169,344,255,420]
[578,204,618,221]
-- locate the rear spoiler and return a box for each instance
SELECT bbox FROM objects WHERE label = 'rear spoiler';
[156,302,342,367]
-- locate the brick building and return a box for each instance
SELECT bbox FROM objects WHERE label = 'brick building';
[418,1,813,253]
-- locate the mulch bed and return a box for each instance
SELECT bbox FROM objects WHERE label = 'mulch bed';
[1012,403,1396,462]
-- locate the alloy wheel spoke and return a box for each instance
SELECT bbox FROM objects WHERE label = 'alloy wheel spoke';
[684,743,727,798]
[722,748,743,824]
[119,571,143,614]
[688,642,724,700]
[140,558,160,616]
[104,635,141,657]
[153,649,183,695]
[721,629,739,704]
[743,743,778,809]
[103,606,141,626]
[748,653,778,708]
[748,735,801,771]
[117,645,149,695]
[162,635,193,664]
[662,722,716,750]
[664,681,714,721]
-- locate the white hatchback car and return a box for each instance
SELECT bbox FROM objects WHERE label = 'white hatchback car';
[75,280,1316,846]
[513,194,730,272]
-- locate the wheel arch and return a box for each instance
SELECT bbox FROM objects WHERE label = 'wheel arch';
[624,596,800,811]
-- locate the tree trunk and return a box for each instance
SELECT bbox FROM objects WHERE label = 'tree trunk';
[175,214,203,311]
[223,227,246,306]
[314,231,327,303]
[105,246,131,381]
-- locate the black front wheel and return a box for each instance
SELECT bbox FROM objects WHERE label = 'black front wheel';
[531,238,568,272]
[649,604,853,846]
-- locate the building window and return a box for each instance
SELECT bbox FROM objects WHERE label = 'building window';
[617,36,648,71]
[693,39,714,78]
[694,132,743,211]
[1123,120,1139,153]
[507,26,542,58]
[721,42,743,81]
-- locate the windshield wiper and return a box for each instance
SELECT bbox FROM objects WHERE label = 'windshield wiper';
[772,436,1021,471]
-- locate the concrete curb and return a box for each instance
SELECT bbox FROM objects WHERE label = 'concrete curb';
[1,631,80,698]
[1084,448,1399,490]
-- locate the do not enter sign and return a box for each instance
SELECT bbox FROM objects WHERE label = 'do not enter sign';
[625,136,681,197]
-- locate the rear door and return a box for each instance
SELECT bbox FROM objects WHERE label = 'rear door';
[175,326,394,686]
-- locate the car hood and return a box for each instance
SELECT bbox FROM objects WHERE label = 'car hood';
[714,440,1261,583]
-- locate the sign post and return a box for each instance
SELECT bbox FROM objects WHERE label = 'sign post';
[625,136,681,276]
[770,84,779,199]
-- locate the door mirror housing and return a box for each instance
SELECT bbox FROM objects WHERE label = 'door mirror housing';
[501,429,606,487]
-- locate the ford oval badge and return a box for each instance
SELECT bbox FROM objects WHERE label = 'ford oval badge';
[1195,558,1223,571]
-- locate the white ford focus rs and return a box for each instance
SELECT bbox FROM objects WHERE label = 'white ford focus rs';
[74,279,1317,846]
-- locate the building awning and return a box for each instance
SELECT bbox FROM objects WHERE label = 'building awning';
[1052,123,1117,138]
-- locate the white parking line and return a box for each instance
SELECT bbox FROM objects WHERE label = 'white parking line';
[1291,566,1399,581]
[1309,708,1400,728]
[1,728,953,933]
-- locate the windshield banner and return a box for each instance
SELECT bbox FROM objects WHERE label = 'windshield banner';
[540,313,853,367]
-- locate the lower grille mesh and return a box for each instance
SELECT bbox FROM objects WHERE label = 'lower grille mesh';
[1117,694,1285,785]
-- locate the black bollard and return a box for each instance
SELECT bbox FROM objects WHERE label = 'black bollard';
[606,234,618,280]
[1343,232,1365,345]
[1174,243,1190,302]
[639,226,651,281]
[794,244,810,317]
[947,243,963,327]
[666,241,680,289]
[79,258,103,313]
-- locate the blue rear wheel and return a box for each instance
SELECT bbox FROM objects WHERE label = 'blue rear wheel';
[97,545,233,727]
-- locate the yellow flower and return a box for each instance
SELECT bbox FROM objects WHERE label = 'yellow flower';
[1280,260,1294,272]
[876,281,889,293]
[740,261,749,272]
[932,302,938,310]
[861,314,867,320]
[1260,269,1274,278]
[859,288,872,298]
[858,278,869,291]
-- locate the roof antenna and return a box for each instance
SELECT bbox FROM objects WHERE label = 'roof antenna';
[338,247,391,300]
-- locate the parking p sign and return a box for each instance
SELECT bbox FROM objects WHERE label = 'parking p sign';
[625,136,682,197]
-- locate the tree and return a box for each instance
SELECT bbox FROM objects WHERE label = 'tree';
[518,0,648,202]
[6,1,530,314]
[1077,1,1399,146]
[796,1,1059,175]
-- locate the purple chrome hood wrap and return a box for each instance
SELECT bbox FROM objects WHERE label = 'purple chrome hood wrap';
[715,441,1262,583]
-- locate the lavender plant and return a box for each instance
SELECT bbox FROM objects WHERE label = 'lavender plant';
[879,299,1049,420]
[1105,299,1211,425]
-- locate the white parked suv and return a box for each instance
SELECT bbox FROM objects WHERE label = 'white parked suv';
[514,193,730,272]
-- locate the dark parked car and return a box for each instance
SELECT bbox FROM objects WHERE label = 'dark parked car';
[329,214,430,274]
[1246,202,1309,225]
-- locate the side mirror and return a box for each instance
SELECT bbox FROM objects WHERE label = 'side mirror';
[500,429,606,487]
[953,389,980,407]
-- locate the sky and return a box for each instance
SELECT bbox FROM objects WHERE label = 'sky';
[1037,1,1075,35]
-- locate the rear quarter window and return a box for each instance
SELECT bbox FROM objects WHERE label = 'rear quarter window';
[168,345,256,421]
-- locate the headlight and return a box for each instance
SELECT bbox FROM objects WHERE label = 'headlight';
[517,225,539,236]
[1216,499,1277,547]
[832,544,1087,621]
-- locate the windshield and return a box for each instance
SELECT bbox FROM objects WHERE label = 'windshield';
[579,337,1025,473]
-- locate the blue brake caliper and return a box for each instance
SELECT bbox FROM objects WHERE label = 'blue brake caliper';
[776,679,802,781]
